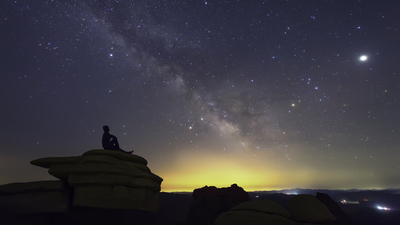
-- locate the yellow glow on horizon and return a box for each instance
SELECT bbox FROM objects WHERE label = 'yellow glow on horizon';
[149,149,389,192]
[159,151,253,191]
[157,150,308,192]
[162,161,274,191]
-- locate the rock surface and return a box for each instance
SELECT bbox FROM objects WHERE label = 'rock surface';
[231,199,291,218]
[31,154,150,171]
[73,185,159,212]
[316,192,360,225]
[31,149,162,212]
[215,193,355,225]
[289,194,337,223]
[0,180,67,194]
[0,181,69,214]
[0,149,162,218]
[68,174,161,192]
[47,162,161,182]
[215,198,296,225]
[215,210,298,225]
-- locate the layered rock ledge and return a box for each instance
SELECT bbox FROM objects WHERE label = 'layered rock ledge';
[0,149,163,216]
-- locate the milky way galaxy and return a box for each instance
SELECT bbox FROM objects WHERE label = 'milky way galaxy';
[1,1,399,191]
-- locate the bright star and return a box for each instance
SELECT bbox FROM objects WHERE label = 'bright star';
[359,55,368,61]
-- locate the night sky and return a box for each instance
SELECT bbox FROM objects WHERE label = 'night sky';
[1,0,399,192]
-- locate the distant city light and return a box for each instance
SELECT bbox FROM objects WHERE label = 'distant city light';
[377,206,390,211]
[341,200,359,204]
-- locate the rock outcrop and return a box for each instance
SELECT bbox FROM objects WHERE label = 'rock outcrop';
[0,149,162,219]
[215,199,297,225]
[289,194,336,223]
[316,192,360,225]
[187,184,250,225]
[0,180,69,215]
[215,193,345,225]
[30,149,163,212]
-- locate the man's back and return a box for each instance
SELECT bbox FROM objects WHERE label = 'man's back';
[102,125,133,154]
[102,132,117,150]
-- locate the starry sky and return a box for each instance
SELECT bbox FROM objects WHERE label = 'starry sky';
[1,0,399,192]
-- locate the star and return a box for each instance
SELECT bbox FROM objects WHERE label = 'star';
[359,55,368,61]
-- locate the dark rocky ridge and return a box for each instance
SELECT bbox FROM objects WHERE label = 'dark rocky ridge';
[187,184,250,225]
[1,149,399,225]
[1,189,400,225]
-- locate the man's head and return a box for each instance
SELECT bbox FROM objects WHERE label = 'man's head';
[103,125,110,133]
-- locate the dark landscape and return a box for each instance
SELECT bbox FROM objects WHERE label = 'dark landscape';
[156,189,400,225]
[248,189,400,225]
[1,184,399,225]
[1,150,398,225]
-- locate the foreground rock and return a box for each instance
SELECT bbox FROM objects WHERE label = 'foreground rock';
[187,184,250,225]
[289,194,336,223]
[0,149,162,223]
[0,180,69,215]
[215,193,343,225]
[316,192,360,225]
[31,149,163,212]
[215,199,296,225]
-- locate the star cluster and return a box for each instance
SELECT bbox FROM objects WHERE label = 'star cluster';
[1,0,399,191]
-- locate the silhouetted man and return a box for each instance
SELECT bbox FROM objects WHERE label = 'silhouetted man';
[102,125,133,154]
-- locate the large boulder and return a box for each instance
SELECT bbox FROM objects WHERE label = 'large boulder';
[215,210,297,225]
[31,154,150,171]
[83,149,148,165]
[68,174,161,192]
[316,192,360,225]
[0,180,66,195]
[29,149,163,212]
[231,199,291,218]
[73,185,159,212]
[289,194,336,223]
[47,162,162,183]
[187,184,250,225]
[215,199,296,225]
[0,181,69,214]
